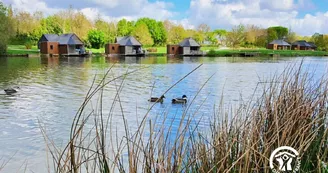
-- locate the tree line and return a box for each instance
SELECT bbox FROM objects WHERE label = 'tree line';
[0,2,328,54]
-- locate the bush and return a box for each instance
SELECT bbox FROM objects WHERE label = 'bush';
[146,48,157,52]
[207,49,217,57]
[0,41,7,55]
[87,29,105,49]
[24,40,33,49]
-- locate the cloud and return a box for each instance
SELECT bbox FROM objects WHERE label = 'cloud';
[4,0,175,21]
[4,0,60,14]
[186,0,328,35]
[2,0,328,35]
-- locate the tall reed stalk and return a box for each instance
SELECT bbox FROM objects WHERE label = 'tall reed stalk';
[42,63,328,173]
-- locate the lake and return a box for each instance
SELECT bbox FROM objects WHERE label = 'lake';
[0,56,327,172]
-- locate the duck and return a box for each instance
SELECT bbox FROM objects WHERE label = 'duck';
[148,95,165,103]
[172,95,187,104]
[4,87,19,95]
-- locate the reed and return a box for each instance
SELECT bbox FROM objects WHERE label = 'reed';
[42,63,328,173]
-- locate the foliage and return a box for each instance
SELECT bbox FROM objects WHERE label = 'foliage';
[312,33,328,51]
[267,26,288,42]
[146,48,157,52]
[286,29,297,43]
[1,4,327,51]
[87,29,105,49]
[213,29,227,46]
[43,16,63,34]
[95,19,117,43]
[167,25,187,44]
[132,23,153,46]
[136,18,167,46]
[117,19,134,36]
[0,2,14,54]
[24,40,33,49]
[226,24,246,49]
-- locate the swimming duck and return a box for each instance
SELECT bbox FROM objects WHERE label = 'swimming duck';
[148,95,165,103]
[172,95,187,104]
[4,87,19,95]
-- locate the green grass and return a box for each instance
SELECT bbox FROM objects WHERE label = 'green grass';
[6,45,39,55]
[207,48,328,57]
[6,45,328,57]
[86,47,105,54]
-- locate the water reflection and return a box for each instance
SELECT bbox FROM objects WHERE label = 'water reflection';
[0,56,327,172]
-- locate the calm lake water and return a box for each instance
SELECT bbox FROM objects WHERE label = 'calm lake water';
[0,56,328,172]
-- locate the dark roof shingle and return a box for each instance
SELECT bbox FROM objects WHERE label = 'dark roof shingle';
[116,36,142,46]
[179,38,201,47]
[292,40,313,47]
[269,40,291,46]
[58,33,84,45]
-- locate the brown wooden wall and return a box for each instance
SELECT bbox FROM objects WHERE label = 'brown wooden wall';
[267,44,276,50]
[167,45,180,55]
[40,42,59,54]
[59,45,68,54]
[292,45,311,50]
[105,44,120,54]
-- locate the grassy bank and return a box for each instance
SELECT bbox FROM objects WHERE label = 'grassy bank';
[207,48,328,57]
[5,45,328,57]
[6,45,39,55]
[40,64,328,172]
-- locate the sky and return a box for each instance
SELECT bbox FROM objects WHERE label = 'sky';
[2,0,328,36]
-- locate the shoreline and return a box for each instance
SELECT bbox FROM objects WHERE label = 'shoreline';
[2,50,328,58]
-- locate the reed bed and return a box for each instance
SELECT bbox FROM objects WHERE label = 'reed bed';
[42,63,328,173]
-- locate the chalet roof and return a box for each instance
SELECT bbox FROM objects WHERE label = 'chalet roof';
[269,40,291,46]
[307,42,317,48]
[179,37,201,47]
[58,33,84,45]
[292,40,313,47]
[43,34,59,42]
[116,36,142,46]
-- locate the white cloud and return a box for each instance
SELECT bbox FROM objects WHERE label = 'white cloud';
[7,0,60,14]
[2,0,328,36]
[260,0,295,11]
[187,0,328,35]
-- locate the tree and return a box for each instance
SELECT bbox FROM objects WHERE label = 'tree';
[226,24,246,49]
[117,19,134,36]
[95,19,117,43]
[87,29,105,49]
[312,33,326,51]
[167,25,186,44]
[132,23,153,46]
[43,16,63,34]
[213,29,227,46]
[267,26,288,42]
[71,11,92,40]
[135,18,167,45]
[286,29,297,43]
[0,2,14,54]
[196,23,210,44]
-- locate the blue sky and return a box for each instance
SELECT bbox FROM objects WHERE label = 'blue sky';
[3,0,328,35]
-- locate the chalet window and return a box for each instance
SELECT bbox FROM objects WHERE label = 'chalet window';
[50,45,54,50]
[172,47,175,51]
[112,46,115,50]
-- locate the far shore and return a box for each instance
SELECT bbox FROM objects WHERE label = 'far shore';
[3,45,328,57]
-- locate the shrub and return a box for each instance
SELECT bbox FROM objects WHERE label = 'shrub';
[0,41,6,55]
[24,40,33,49]
[146,48,157,52]
[207,49,217,57]
[87,29,105,49]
